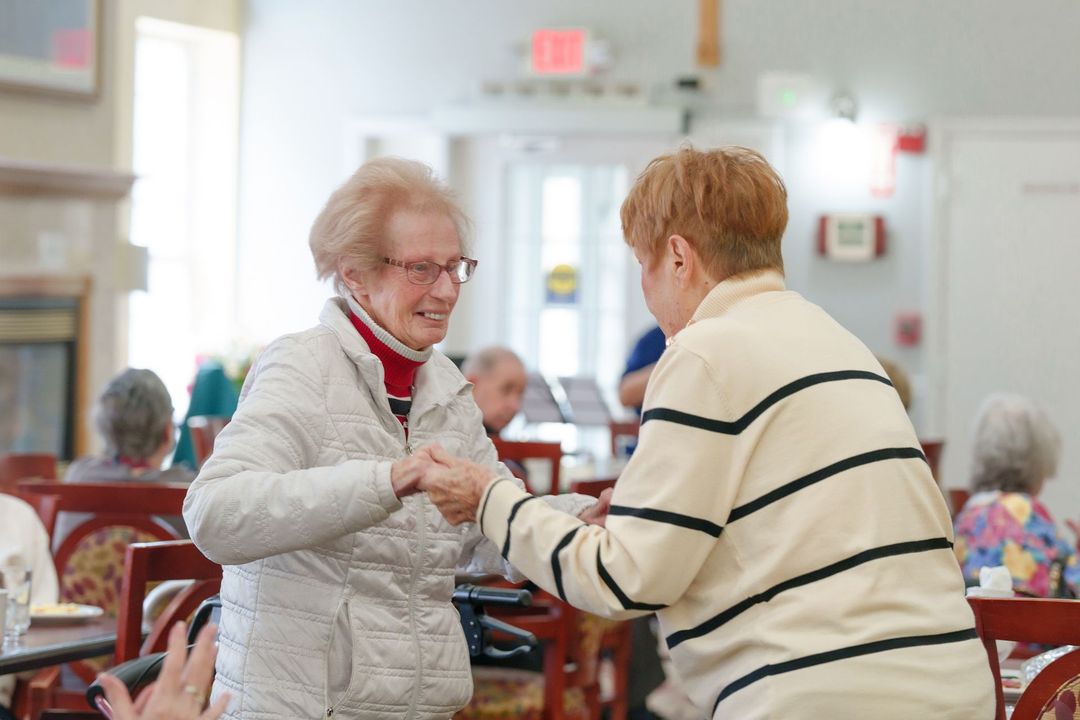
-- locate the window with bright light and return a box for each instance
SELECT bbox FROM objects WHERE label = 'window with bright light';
[128,18,239,420]
[504,163,629,408]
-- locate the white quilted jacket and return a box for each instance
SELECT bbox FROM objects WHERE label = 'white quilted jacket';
[183,298,591,719]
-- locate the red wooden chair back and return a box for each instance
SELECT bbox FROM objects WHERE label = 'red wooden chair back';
[948,488,971,517]
[187,415,230,468]
[569,478,615,499]
[968,596,1080,720]
[492,439,563,495]
[0,452,57,494]
[608,419,640,458]
[115,540,222,663]
[919,439,944,481]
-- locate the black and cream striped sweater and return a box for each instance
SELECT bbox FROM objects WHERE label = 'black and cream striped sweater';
[478,271,994,719]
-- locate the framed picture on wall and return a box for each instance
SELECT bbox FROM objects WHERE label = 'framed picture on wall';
[0,0,100,98]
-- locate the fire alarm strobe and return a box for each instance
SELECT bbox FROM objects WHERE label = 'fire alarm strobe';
[817,214,886,262]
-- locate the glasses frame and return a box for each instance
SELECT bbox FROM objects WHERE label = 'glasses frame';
[382,256,478,285]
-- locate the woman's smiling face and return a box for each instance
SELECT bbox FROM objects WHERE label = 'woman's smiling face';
[351,210,463,351]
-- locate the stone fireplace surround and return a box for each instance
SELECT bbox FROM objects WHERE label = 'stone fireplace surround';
[0,156,136,457]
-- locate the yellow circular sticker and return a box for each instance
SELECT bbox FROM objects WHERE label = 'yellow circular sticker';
[546,264,577,301]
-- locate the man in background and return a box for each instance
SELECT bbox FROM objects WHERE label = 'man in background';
[463,346,527,436]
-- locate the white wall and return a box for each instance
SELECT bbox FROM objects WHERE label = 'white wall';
[237,0,1080,421]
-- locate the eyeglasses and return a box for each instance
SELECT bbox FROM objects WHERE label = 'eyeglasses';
[383,256,478,285]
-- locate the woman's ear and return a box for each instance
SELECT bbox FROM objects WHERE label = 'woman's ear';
[667,234,696,286]
[339,259,367,298]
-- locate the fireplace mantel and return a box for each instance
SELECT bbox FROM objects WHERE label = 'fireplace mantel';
[0,156,135,199]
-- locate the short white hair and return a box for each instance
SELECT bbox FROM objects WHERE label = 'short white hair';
[970,394,1061,493]
[308,157,470,296]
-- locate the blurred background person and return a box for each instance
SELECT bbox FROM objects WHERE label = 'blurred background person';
[618,324,665,412]
[462,346,527,436]
[0,493,59,720]
[954,393,1079,597]
[57,368,191,546]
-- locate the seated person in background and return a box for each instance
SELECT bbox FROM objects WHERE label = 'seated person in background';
[954,393,1080,597]
[462,346,527,436]
[618,324,665,411]
[57,368,192,546]
[0,494,60,720]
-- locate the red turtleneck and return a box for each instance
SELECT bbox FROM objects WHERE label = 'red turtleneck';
[348,311,423,437]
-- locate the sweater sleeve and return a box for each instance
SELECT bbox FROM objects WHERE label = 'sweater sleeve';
[183,337,402,566]
[477,343,740,619]
[454,397,596,577]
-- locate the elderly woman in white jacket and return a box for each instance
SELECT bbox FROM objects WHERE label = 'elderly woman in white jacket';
[183,158,597,720]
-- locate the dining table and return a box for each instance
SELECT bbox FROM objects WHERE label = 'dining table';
[0,615,118,675]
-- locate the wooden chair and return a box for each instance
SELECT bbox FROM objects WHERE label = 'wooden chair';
[115,540,222,663]
[968,596,1080,720]
[187,415,230,468]
[492,439,563,495]
[919,439,944,481]
[0,451,57,495]
[608,419,640,458]
[568,478,629,720]
[458,589,606,720]
[948,488,972,517]
[15,481,189,715]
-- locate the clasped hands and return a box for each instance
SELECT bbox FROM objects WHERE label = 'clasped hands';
[391,444,611,527]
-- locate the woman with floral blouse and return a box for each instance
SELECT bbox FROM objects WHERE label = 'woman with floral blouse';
[954,394,1080,597]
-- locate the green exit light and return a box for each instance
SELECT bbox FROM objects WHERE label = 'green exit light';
[781,90,797,106]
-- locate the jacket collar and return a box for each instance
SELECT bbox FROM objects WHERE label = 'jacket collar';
[689,269,786,325]
[319,297,468,420]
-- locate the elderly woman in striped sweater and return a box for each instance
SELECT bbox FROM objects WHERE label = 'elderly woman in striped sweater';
[421,145,995,719]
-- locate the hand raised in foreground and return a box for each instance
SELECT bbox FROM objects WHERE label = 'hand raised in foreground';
[98,621,230,720]
[417,444,498,525]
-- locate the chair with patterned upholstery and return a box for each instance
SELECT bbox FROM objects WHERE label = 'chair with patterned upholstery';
[16,481,189,715]
[968,595,1080,720]
[456,589,606,720]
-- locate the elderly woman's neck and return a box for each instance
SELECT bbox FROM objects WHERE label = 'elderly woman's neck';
[345,295,431,362]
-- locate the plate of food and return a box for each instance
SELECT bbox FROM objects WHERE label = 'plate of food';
[30,602,104,625]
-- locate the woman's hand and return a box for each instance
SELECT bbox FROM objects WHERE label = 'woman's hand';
[98,621,230,720]
[391,453,438,498]
[417,445,498,525]
[577,488,613,527]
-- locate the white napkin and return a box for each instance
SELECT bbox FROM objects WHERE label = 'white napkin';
[967,565,1016,662]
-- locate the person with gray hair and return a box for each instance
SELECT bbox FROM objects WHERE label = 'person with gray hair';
[462,346,527,435]
[58,368,192,546]
[182,157,598,719]
[954,393,1079,598]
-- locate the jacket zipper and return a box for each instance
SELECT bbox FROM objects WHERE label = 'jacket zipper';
[323,595,350,718]
[404,438,425,720]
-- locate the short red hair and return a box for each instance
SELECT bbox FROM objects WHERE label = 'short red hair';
[620,145,787,278]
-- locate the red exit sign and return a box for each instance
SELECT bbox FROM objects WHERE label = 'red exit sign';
[531,29,588,75]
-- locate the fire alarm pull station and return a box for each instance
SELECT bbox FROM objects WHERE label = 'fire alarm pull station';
[817,214,886,262]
